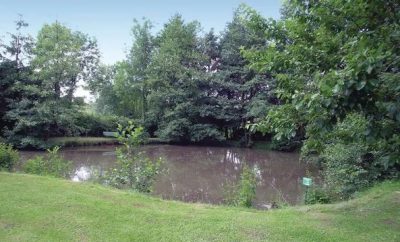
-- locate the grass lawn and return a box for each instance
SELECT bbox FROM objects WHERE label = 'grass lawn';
[0,173,399,241]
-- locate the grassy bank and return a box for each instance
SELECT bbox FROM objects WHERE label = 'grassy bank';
[0,173,399,241]
[47,137,119,147]
[45,137,279,149]
[46,137,167,147]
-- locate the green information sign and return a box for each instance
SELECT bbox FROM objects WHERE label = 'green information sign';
[302,177,313,186]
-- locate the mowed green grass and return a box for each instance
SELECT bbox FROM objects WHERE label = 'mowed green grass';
[0,173,399,242]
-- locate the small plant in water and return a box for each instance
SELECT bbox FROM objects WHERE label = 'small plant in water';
[223,164,258,208]
[104,122,163,193]
[24,146,72,178]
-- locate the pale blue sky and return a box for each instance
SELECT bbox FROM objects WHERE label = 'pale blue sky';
[0,0,282,64]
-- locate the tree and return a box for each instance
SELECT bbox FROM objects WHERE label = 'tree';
[32,22,99,101]
[0,17,34,137]
[147,15,220,142]
[127,18,154,122]
[90,19,155,121]
[243,0,400,197]
[88,64,120,115]
[206,6,272,146]
[89,10,275,145]
[4,22,100,148]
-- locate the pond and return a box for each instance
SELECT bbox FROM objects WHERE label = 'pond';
[19,145,312,208]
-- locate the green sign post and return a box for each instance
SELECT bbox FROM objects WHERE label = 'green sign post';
[302,177,313,203]
[303,177,313,186]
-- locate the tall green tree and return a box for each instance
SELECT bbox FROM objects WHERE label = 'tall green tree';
[32,22,99,100]
[5,22,100,147]
[208,6,272,145]
[88,64,121,115]
[127,18,154,122]
[147,15,221,142]
[92,19,155,120]
[243,0,400,196]
[0,17,34,137]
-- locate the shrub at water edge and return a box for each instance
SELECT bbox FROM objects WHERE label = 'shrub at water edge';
[223,164,258,208]
[103,122,163,193]
[23,146,72,178]
[0,142,19,171]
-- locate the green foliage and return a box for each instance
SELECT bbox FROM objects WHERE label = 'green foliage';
[106,150,163,193]
[244,0,400,199]
[75,112,133,137]
[236,164,258,207]
[305,187,331,205]
[0,143,19,171]
[312,113,391,199]
[253,104,300,141]
[116,121,149,147]
[322,143,369,199]
[104,123,162,193]
[46,137,118,147]
[147,15,207,143]
[75,113,115,137]
[224,164,258,208]
[23,146,72,178]
[1,20,101,149]
[88,19,154,121]
[189,124,225,143]
[0,17,34,138]
[90,8,274,145]
[32,22,99,100]
[87,64,123,116]
[204,7,273,145]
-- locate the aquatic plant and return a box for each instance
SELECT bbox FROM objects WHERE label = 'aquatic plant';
[104,122,163,193]
[223,164,258,208]
[24,146,72,178]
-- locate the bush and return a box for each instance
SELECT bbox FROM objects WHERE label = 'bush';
[237,165,258,207]
[75,113,113,136]
[116,122,149,146]
[103,123,162,193]
[322,143,369,199]
[75,113,134,137]
[269,136,302,151]
[0,143,19,171]
[223,164,258,208]
[305,186,331,205]
[23,146,72,178]
[316,113,384,200]
[105,150,163,192]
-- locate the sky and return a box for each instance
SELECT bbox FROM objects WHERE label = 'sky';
[0,0,282,65]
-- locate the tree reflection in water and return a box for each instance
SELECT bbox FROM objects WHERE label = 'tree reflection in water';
[20,145,313,206]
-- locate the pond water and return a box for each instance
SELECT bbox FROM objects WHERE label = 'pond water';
[19,145,312,207]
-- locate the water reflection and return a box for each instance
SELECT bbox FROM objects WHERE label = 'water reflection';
[19,145,311,206]
[72,166,91,182]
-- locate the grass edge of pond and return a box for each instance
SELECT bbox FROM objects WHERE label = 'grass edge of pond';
[0,172,399,241]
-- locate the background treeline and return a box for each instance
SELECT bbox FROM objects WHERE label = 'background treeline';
[1,6,278,149]
[0,19,131,148]
[89,8,276,146]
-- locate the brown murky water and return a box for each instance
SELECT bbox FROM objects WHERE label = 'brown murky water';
[19,145,311,207]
